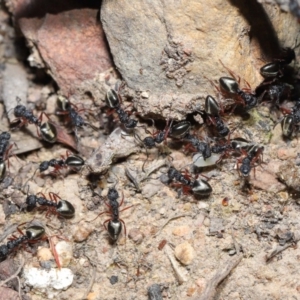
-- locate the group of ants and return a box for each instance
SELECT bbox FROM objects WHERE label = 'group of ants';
[0,45,299,269]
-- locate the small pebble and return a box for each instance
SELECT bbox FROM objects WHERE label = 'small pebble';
[148,284,163,300]
[109,275,118,285]
[172,226,190,236]
[128,228,144,244]
[23,267,74,290]
[174,241,195,265]
[73,221,94,242]
[55,241,73,267]
[37,247,54,262]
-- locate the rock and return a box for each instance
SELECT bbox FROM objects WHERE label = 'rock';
[109,275,118,285]
[2,63,28,121]
[55,241,73,268]
[277,147,297,159]
[0,259,19,290]
[73,221,94,242]
[252,166,286,193]
[37,247,54,262]
[101,0,300,119]
[16,2,116,101]
[172,226,190,237]
[128,228,144,244]
[174,241,195,265]
[0,287,20,300]
[148,284,163,300]
[84,127,139,175]
[23,266,74,290]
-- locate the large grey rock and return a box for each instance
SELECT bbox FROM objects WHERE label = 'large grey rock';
[101,0,300,119]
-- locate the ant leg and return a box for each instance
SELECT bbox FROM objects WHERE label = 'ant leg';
[103,218,111,231]
[49,192,62,203]
[219,59,241,85]
[89,211,110,222]
[37,192,48,199]
[119,205,134,213]
[119,191,124,207]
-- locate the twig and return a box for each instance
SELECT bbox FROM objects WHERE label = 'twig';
[125,167,141,192]
[266,232,300,262]
[164,244,187,284]
[0,257,25,300]
[82,257,97,300]
[153,214,191,237]
[193,254,243,300]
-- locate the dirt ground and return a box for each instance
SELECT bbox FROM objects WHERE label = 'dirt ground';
[1,2,300,300]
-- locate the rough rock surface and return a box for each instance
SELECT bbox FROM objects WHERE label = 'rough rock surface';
[101,0,300,119]
[14,0,116,101]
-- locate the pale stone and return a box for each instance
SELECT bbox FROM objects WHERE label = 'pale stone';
[55,241,73,268]
[174,241,195,265]
[23,267,74,290]
[172,226,190,237]
[37,247,54,262]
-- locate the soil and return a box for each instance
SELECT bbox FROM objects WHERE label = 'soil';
[1,2,300,300]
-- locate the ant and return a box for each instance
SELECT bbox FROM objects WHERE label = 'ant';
[11,99,58,143]
[236,145,264,177]
[106,89,138,130]
[182,132,212,160]
[0,223,45,262]
[201,95,230,137]
[91,187,133,242]
[210,136,235,164]
[56,96,98,135]
[218,61,258,111]
[280,100,300,138]
[166,166,212,197]
[0,131,18,182]
[25,192,75,218]
[37,151,84,176]
[0,132,13,161]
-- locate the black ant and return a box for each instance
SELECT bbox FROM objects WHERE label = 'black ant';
[134,119,174,171]
[11,99,58,143]
[201,95,230,137]
[218,61,259,111]
[0,131,18,182]
[106,89,138,130]
[91,187,133,242]
[37,151,84,176]
[0,132,13,161]
[0,223,45,262]
[236,145,264,177]
[56,96,98,135]
[25,192,75,218]
[166,166,212,197]
[210,136,235,164]
[280,100,300,137]
[182,132,212,160]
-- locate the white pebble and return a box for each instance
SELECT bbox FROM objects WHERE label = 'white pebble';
[23,267,74,290]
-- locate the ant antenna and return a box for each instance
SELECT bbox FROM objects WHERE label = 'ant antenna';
[21,163,39,191]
